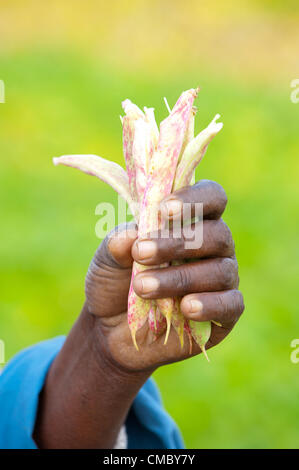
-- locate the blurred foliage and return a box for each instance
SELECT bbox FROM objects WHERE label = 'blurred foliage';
[0,0,299,449]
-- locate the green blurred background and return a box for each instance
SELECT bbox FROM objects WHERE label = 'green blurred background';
[1,0,299,448]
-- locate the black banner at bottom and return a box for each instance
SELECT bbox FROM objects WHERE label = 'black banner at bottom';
[0,449,297,466]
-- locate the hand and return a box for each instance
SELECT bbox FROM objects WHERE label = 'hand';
[85,180,244,373]
[35,180,245,449]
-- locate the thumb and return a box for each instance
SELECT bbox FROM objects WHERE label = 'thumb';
[107,223,138,268]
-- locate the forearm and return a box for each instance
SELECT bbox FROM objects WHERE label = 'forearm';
[34,304,150,449]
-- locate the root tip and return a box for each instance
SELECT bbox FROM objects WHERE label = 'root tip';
[164,318,171,345]
[132,332,139,351]
[179,331,184,349]
[201,345,210,362]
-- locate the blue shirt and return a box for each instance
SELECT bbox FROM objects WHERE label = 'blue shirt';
[0,337,184,449]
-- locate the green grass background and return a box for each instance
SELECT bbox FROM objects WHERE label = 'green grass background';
[0,1,299,448]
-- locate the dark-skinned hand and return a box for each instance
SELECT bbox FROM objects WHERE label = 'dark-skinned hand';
[85,180,244,372]
[34,179,245,449]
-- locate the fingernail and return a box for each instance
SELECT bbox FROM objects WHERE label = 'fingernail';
[162,199,182,217]
[137,240,156,260]
[139,276,159,294]
[188,299,203,314]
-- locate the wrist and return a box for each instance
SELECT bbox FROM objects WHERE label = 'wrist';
[35,303,151,448]
[81,302,153,385]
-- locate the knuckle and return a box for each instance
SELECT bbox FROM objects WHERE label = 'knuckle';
[214,182,228,211]
[157,234,184,261]
[92,243,108,269]
[228,290,245,326]
[195,179,215,189]
[217,219,234,254]
[217,257,237,289]
[173,266,192,292]
[235,290,245,316]
[196,180,228,218]
[215,292,228,315]
[193,179,208,189]
[207,180,228,209]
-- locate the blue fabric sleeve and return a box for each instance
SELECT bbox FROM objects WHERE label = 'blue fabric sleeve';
[128,379,184,449]
[0,337,184,449]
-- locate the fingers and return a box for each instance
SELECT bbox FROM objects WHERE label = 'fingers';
[180,290,245,328]
[160,180,227,221]
[131,219,234,265]
[86,223,137,318]
[133,257,238,299]
[102,223,138,268]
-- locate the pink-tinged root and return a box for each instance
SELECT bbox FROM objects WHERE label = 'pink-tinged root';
[188,333,193,355]
[184,321,193,355]
[171,299,185,348]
